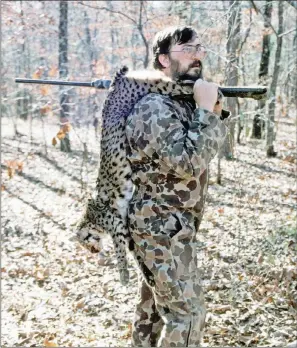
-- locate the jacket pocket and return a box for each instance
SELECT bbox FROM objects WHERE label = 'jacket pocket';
[164,212,197,280]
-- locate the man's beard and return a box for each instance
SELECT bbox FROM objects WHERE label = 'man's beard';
[170,58,203,83]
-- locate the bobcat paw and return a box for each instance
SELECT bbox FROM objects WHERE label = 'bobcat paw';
[75,224,105,253]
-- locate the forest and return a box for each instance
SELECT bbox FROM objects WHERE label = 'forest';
[1,1,297,347]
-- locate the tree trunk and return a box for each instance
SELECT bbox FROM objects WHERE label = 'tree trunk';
[222,0,241,159]
[18,0,30,121]
[138,1,149,68]
[59,0,71,152]
[131,28,138,69]
[292,11,297,103]
[266,1,284,157]
[107,0,117,74]
[251,0,272,139]
[84,10,99,134]
[84,10,95,75]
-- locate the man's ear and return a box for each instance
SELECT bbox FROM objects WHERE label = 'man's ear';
[158,54,170,68]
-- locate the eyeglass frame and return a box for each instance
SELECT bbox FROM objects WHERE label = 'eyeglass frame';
[166,44,207,57]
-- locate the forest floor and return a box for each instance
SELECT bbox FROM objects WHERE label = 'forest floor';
[1,112,297,347]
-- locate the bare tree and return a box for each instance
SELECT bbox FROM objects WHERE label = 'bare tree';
[293,11,297,102]
[223,0,241,159]
[251,0,272,139]
[78,0,150,68]
[266,1,284,157]
[82,10,99,129]
[83,10,96,75]
[59,0,71,152]
[236,6,253,143]
[217,0,241,185]
[106,0,118,73]
[17,1,32,121]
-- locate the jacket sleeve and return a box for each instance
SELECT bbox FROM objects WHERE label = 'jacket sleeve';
[126,94,228,179]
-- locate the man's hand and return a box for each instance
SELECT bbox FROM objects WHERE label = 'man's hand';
[213,91,224,116]
[193,79,221,114]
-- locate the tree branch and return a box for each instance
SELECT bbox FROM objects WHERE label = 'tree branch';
[278,27,297,37]
[77,1,136,24]
[238,7,253,54]
[249,0,259,14]
[285,0,297,10]
[249,0,277,35]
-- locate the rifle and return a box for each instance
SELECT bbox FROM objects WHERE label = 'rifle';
[15,78,267,101]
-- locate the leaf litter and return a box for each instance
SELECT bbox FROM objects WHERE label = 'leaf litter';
[1,115,296,347]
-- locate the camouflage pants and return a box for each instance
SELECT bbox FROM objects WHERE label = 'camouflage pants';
[128,202,206,347]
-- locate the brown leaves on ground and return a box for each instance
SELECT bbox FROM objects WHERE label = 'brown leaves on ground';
[1,115,296,347]
[52,137,57,146]
[32,67,44,79]
[4,159,24,179]
[40,103,52,115]
[120,323,132,340]
[52,122,71,145]
[44,338,59,347]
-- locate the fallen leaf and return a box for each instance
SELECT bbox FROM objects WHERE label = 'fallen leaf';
[75,299,85,309]
[40,104,52,115]
[33,267,49,280]
[210,304,232,313]
[7,167,15,179]
[57,130,66,140]
[44,338,58,347]
[40,85,50,96]
[283,155,296,163]
[32,70,42,79]
[22,252,35,257]
[17,161,23,172]
[62,123,71,133]
[266,296,274,303]
[238,274,244,281]
[48,65,58,77]
[120,322,132,340]
[257,253,264,264]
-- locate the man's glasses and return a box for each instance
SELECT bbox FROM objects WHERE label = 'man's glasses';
[169,44,207,58]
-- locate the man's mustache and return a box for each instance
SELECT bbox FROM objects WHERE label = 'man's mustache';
[177,61,203,83]
[189,60,202,69]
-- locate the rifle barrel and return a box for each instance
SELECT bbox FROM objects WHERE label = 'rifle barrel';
[15,78,267,100]
[15,78,112,89]
[219,86,267,100]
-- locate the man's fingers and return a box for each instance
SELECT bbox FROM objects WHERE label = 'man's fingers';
[217,89,224,100]
[193,80,221,112]
[195,79,204,85]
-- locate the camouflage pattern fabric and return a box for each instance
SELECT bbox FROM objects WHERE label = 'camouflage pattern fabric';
[126,93,227,347]
[75,67,195,285]
[132,276,163,346]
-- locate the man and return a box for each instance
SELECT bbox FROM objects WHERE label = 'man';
[125,26,228,347]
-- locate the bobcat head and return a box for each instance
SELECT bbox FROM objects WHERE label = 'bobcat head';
[75,198,106,253]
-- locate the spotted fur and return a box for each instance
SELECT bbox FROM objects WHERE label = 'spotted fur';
[75,66,194,285]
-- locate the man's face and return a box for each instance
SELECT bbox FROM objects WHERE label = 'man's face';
[167,36,206,82]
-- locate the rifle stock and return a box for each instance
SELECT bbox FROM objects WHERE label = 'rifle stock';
[15,78,267,101]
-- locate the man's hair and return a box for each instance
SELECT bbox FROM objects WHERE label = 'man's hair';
[152,26,197,70]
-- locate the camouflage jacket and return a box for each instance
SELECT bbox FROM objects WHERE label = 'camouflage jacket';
[76,67,228,285]
[126,93,228,219]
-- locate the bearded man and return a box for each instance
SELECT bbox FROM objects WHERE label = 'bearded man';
[125,26,228,347]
